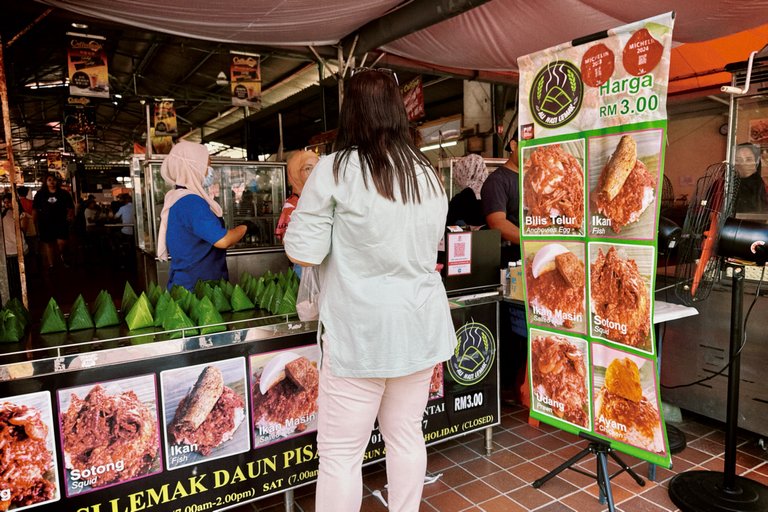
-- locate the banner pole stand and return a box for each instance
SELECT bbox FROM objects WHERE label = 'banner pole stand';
[532,431,645,512]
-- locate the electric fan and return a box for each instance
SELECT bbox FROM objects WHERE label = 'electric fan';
[673,162,738,305]
[661,174,675,210]
[668,162,768,511]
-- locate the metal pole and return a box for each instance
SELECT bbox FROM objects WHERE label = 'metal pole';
[723,264,744,491]
[0,36,28,308]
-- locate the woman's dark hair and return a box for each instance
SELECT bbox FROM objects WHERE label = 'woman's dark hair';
[736,142,761,175]
[332,70,442,203]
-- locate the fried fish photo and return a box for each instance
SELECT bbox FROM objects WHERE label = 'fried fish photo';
[161,358,249,470]
[523,142,585,235]
[589,131,662,238]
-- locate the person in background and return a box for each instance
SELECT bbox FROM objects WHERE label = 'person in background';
[16,186,37,268]
[446,153,489,228]
[2,192,28,300]
[32,173,74,269]
[157,141,256,290]
[480,133,527,404]
[275,150,319,277]
[114,193,135,236]
[284,69,456,512]
[734,142,768,213]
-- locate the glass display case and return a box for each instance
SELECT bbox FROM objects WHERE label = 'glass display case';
[132,156,289,288]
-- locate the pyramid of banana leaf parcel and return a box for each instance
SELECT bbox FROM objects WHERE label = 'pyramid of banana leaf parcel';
[93,291,120,328]
[5,298,30,332]
[152,291,174,327]
[40,297,67,334]
[230,284,254,312]
[0,308,26,342]
[211,286,231,313]
[162,301,198,339]
[125,292,154,331]
[68,294,94,331]
[197,296,226,335]
[121,281,139,317]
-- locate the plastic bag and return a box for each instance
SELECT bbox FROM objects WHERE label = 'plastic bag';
[295,265,320,321]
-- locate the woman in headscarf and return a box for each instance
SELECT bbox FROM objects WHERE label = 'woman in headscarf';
[275,150,319,241]
[446,153,489,227]
[734,142,768,213]
[275,150,319,278]
[157,141,252,290]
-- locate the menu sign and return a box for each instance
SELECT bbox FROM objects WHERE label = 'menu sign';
[517,13,674,468]
[0,301,498,511]
[402,76,425,121]
[230,52,261,108]
[153,99,178,137]
[67,33,109,99]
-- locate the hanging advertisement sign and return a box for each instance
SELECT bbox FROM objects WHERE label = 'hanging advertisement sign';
[67,33,109,98]
[517,12,674,468]
[230,52,261,108]
[153,99,178,136]
[402,76,425,121]
[63,104,97,137]
[47,152,64,175]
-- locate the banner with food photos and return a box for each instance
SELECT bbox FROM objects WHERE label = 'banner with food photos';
[153,99,178,137]
[67,33,109,98]
[230,52,261,108]
[402,75,425,121]
[517,12,674,467]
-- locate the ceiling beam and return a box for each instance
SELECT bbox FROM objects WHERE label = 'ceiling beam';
[339,0,491,58]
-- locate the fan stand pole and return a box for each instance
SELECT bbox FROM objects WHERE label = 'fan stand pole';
[668,264,768,511]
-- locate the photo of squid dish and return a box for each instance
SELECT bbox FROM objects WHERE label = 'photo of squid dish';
[591,134,658,235]
[531,334,589,427]
[429,363,444,400]
[168,365,246,457]
[0,393,59,510]
[594,356,665,454]
[251,349,319,447]
[60,381,160,494]
[525,242,585,332]
[523,143,584,235]
[589,245,651,349]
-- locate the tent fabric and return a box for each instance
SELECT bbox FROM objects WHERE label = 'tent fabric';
[40,0,768,73]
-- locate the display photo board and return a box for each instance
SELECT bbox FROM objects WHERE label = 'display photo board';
[517,12,675,468]
[0,301,498,511]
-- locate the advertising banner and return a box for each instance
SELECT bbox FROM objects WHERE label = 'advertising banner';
[517,13,674,468]
[0,301,498,511]
[47,152,63,175]
[402,76,425,121]
[230,52,262,108]
[63,100,97,158]
[67,33,109,99]
[153,99,178,137]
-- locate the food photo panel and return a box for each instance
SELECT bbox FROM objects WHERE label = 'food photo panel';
[529,329,591,429]
[591,344,666,455]
[161,358,249,470]
[523,240,586,335]
[521,139,586,237]
[0,391,60,511]
[57,375,162,497]
[588,242,654,353]
[588,129,663,239]
[249,345,320,448]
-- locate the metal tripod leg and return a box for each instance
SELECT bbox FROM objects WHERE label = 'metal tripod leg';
[596,449,616,512]
[608,450,646,486]
[532,444,593,488]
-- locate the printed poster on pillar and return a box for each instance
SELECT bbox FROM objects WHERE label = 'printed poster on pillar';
[230,52,262,109]
[517,12,674,468]
[67,33,109,99]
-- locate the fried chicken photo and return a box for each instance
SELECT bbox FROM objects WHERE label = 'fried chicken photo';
[592,135,657,233]
[594,357,665,454]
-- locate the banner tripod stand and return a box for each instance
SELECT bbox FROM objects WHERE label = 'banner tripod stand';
[533,431,645,512]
